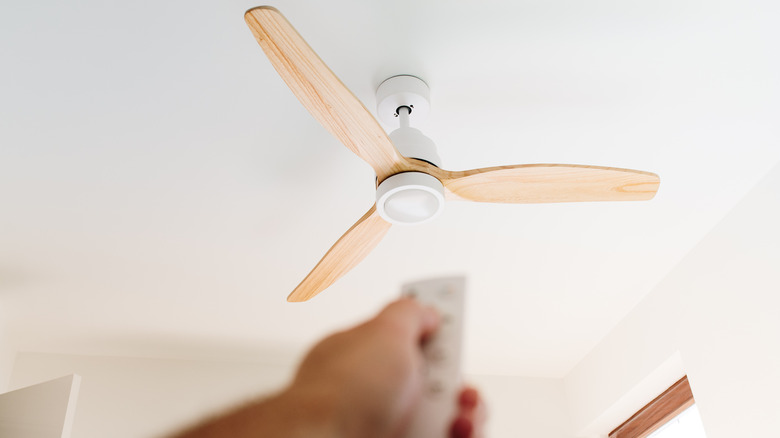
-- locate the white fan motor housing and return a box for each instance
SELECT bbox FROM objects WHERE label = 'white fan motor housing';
[376,172,445,225]
[389,127,442,167]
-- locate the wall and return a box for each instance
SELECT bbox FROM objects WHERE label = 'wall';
[564,163,780,438]
[0,374,80,438]
[0,310,16,393]
[10,353,295,438]
[10,352,572,438]
[470,374,571,438]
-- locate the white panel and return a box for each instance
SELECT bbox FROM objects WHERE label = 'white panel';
[0,375,81,438]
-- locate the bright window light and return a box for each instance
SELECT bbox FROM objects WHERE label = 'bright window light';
[647,404,707,438]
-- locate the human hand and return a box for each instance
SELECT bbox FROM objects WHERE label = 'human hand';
[291,297,486,438]
[172,298,486,438]
[290,297,438,437]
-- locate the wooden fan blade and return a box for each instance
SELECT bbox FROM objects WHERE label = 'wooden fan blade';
[437,164,660,203]
[245,7,409,182]
[287,205,391,302]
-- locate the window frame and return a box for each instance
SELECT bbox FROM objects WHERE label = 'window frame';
[608,376,695,438]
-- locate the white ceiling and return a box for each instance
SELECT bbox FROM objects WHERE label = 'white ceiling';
[1,0,778,377]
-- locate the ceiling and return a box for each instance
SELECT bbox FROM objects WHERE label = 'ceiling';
[1,0,778,378]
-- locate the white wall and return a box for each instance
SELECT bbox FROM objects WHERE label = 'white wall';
[470,374,571,438]
[564,163,780,438]
[0,310,16,393]
[0,374,80,438]
[10,353,295,438]
[10,352,572,438]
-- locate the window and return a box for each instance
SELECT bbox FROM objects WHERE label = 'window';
[646,404,707,438]
[609,376,706,438]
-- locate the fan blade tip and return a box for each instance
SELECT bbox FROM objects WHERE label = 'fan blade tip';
[286,291,309,302]
[649,189,660,200]
[245,5,279,15]
[244,6,280,23]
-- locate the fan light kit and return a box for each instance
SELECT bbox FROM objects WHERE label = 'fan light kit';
[244,6,661,302]
[376,172,445,225]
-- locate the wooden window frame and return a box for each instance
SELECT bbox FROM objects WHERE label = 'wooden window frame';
[609,376,695,438]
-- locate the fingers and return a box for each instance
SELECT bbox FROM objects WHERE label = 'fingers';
[450,387,487,438]
[459,387,479,410]
[373,298,440,342]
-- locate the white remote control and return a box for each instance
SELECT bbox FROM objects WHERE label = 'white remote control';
[401,276,466,438]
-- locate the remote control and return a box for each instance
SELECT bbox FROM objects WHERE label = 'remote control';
[401,276,466,438]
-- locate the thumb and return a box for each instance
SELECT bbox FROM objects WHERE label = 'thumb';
[374,298,440,342]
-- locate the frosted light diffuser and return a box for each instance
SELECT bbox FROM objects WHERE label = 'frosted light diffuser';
[376,172,445,225]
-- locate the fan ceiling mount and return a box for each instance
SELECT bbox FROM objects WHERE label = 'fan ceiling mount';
[244,6,661,302]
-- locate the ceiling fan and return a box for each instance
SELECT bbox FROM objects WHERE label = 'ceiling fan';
[244,6,660,302]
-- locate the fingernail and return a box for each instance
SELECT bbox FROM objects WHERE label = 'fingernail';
[460,387,478,409]
[449,416,473,438]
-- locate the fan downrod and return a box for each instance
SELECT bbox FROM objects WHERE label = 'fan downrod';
[375,74,441,166]
[375,75,445,225]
